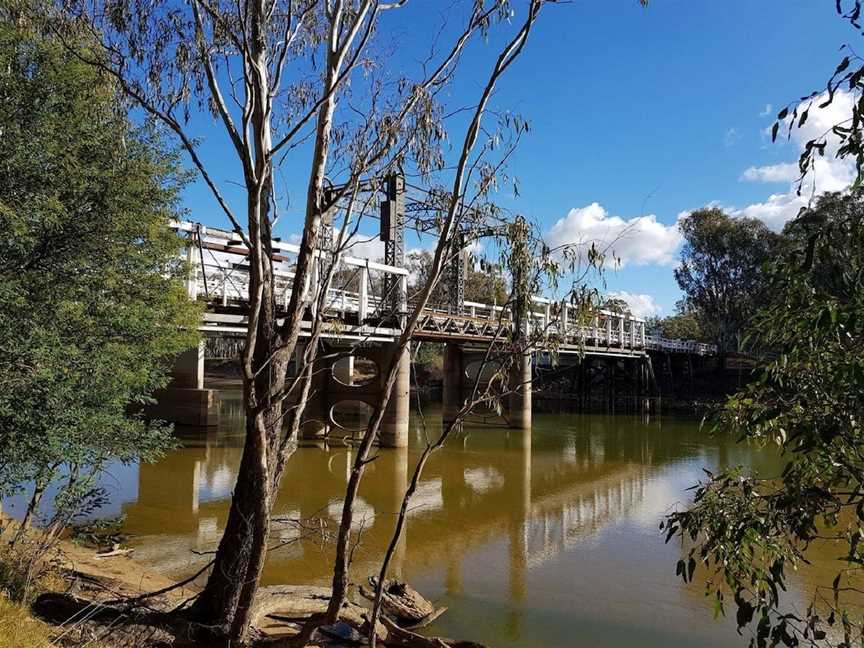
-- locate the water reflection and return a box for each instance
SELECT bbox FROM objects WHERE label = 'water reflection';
[76,391,792,646]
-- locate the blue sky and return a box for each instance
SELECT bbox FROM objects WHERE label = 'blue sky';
[178,1,856,317]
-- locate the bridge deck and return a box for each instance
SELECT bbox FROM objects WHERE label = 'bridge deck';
[176,220,716,357]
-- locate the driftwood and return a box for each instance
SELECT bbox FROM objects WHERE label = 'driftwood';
[31,576,480,648]
[359,577,447,629]
[379,616,489,648]
[95,548,134,558]
[93,542,134,558]
[250,584,332,628]
[252,585,391,646]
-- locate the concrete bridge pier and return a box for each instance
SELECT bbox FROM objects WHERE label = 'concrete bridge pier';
[442,343,532,430]
[298,342,330,441]
[508,351,532,430]
[334,354,354,386]
[380,345,410,448]
[298,342,409,448]
[148,342,220,427]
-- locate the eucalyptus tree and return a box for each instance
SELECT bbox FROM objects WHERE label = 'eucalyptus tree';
[50,0,562,641]
[663,2,864,644]
[406,249,509,306]
[602,297,632,316]
[655,310,703,341]
[365,213,610,646]
[665,190,864,647]
[674,208,780,359]
[770,1,864,189]
[53,0,651,641]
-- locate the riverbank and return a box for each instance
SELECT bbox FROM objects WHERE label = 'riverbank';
[0,523,469,647]
[0,521,195,647]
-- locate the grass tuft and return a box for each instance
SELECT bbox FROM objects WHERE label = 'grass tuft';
[0,594,55,648]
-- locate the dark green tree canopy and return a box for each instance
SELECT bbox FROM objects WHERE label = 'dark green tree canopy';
[651,302,704,341]
[674,208,780,354]
[602,297,632,316]
[407,249,509,306]
[0,11,200,508]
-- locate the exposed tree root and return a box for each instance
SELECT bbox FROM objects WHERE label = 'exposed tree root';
[28,569,485,648]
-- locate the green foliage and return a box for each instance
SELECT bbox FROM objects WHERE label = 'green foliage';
[413,342,443,369]
[664,191,864,647]
[674,208,780,354]
[406,249,509,306]
[602,297,631,316]
[771,2,864,190]
[69,516,127,550]
[653,302,704,340]
[0,8,200,524]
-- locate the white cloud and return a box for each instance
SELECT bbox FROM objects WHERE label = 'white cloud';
[760,103,773,117]
[607,291,662,319]
[341,234,385,261]
[544,203,682,268]
[733,90,857,231]
[288,230,387,261]
[729,193,807,232]
[787,90,855,157]
[741,162,799,183]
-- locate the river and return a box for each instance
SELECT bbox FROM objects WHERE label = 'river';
[18,390,840,646]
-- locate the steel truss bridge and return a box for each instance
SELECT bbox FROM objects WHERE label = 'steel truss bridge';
[173,220,716,358]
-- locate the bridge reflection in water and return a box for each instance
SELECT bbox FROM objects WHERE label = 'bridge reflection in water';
[114,392,782,647]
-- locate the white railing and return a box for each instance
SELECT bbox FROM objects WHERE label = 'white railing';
[644,335,717,355]
[174,220,717,355]
[173,220,407,324]
[437,297,648,351]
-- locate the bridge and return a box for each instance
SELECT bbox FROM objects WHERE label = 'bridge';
[155,216,715,443]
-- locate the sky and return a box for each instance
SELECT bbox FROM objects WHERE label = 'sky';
[177,1,858,319]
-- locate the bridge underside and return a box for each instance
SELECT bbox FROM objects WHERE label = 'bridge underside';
[149,219,714,434]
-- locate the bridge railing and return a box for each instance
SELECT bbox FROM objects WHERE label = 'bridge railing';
[430,297,648,351]
[173,220,408,326]
[528,298,647,351]
[175,221,717,355]
[644,334,717,355]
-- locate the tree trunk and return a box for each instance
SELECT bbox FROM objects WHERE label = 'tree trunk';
[188,410,264,631]
[190,180,289,642]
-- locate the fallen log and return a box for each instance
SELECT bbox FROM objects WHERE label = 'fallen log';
[359,577,446,629]
[31,591,176,647]
[379,615,488,648]
[94,542,134,558]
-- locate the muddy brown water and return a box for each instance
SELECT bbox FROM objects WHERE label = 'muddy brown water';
[4,389,850,647]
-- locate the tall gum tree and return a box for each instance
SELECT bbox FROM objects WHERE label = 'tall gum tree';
[53,0,647,643]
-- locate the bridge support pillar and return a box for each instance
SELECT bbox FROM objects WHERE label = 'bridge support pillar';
[334,353,354,386]
[299,342,330,440]
[508,351,532,430]
[148,342,220,427]
[381,345,410,448]
[442,343,463,427]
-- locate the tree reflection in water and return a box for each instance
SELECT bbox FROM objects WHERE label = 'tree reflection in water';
[82,391,789,647]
